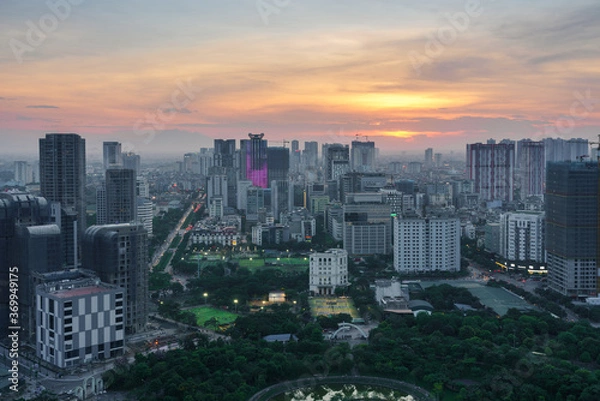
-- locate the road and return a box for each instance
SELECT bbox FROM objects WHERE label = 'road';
[151,196,199,270]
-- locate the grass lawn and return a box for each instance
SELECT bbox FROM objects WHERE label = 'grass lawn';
[237,257,309,272]
[187,306,239,327]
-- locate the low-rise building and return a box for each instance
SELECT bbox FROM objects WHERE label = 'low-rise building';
[309,249,349,295]
[36,278,124,368]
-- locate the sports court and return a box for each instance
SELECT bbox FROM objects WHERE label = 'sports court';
[309,297,360,319]
[422,280,535,315]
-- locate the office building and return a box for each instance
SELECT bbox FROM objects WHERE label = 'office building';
[499,211,545,263]
[36,278,124,368]
[351,140,375,172]
[122,152,141,176]
[343,193,391,255]
[393,216,460,273]
[103,141,122,170]
[325,144,350,181]
[82,223,148,334]
[424,148,433,166]
[309,249,348,295]
[105,168,137,224]
[546,162,598,297]
[39,133,86,267]
[267,147,290,183]
[303,141,318,169]
[213,139,236,206]
[466,140,515,202]
[240,133,268,188]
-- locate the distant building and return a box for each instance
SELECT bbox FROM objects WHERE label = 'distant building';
[393,216,460,273]
[466,140,515,202]
[240,133,268,188]
[351,140,375,172]
[36,278,124,368]
[309,248,348,295]
[103,141,122,171]
[343,193,391,255]
[324,144,350,181]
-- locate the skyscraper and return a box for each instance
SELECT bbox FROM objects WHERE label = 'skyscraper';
[240,133,268,188]
[39,133,86,267]
[303,141,318,169]
[122,151,141,176]
[214,139,236,168]
[325,144,350,181]
[83,223,149,334]
[103,141,122,170]
[546,162,598,297]
[267,147,290,183]
[466,140,515,202]
[351,140,375,172]
[424,148,433,166]
[105,168,137,224]
[518,140,545,198]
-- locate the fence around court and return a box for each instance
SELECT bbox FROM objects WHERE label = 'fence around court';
[247,375,435,401]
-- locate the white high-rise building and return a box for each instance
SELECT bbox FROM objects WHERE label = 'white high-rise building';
[309,249,348,295]
[393,217,460,273]
[499,211,545,263]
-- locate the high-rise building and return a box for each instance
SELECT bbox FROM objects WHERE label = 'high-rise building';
[0,193,60,340]
[499,211,545,263]
[267,147,290,183]
[309,249,348,295]
[518,140,545,199]
[82,223,149,334]
[207,167,228,209]
[103,141,122,171]
[343,193,391,255]
[122,152,141,176]
[14,161,33,185]
[105,169,137,224]
[425,148,433,166]
[544,138,589,164]
[351,140,375,172]
[240,133,268,188]
[394,216,460,273]
[546,162,598,297]
[303,141,318,169]
[325,144,350,181]
[466,140,515,202]
[39,133,86,268]
[214,139,236,168]
[290,140,301,173]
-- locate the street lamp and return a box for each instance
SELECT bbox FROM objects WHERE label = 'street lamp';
[234,299,238,312]
[203,293,208,305]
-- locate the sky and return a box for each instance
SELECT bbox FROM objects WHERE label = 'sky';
[1,0,599,158]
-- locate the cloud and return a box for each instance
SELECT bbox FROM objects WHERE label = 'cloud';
[26,105,59,109]
[162,108,192,114]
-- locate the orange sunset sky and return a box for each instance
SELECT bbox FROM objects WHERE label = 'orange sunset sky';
[1,0,599,158]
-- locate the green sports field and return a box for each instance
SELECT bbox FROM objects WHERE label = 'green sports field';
[187,306,239,327]
[237,257,309,272]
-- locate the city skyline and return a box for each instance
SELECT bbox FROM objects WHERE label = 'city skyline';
[1,1,599,156]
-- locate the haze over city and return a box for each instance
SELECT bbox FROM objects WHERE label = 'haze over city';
[1,0,599,158]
